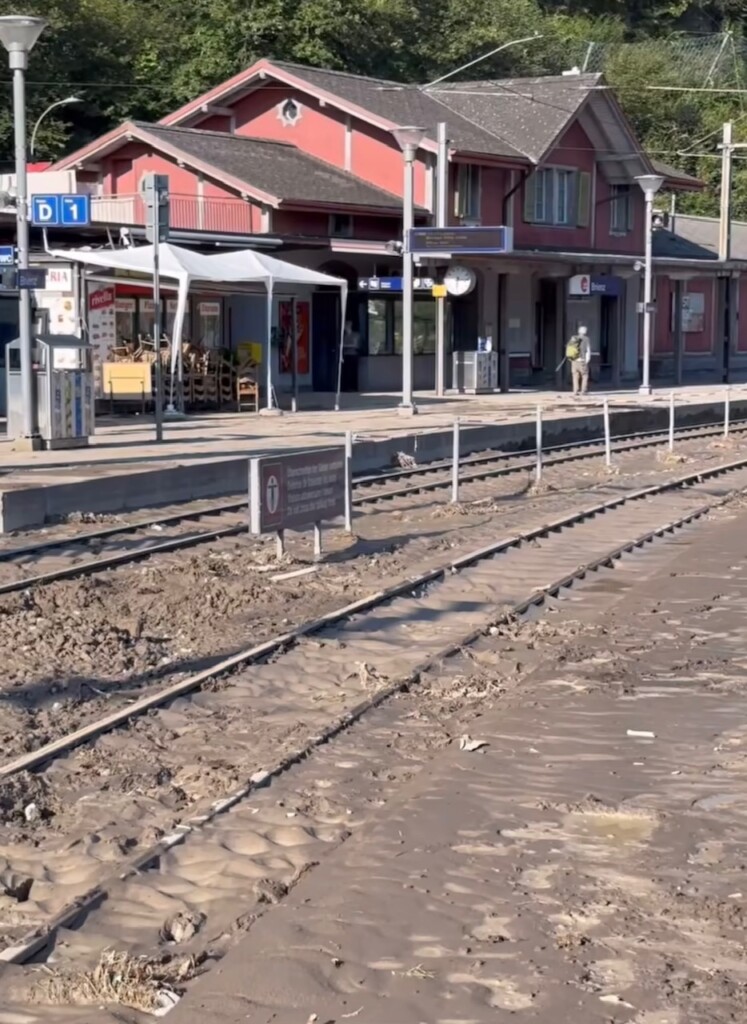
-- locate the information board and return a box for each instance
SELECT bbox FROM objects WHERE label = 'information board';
[249,448,346,535]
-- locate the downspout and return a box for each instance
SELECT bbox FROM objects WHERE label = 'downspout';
[502,168,530,225]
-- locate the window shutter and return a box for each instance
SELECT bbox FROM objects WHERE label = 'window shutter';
[576,171,591,227]
[626,187,634,232]
[545,171,555,225]
[523,173,536,223]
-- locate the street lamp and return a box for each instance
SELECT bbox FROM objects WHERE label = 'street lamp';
[30,95,81,157]
[0,15,47,447]
[635,173,664,396]
[392,125,425,415]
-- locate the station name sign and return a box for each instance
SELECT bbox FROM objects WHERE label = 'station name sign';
[568,274,622,297]
[407,226,513,255]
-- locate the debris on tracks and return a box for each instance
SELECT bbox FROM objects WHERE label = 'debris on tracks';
[34,948,206,1012]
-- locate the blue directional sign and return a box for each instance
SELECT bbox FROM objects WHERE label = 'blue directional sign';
[358,276,434,292]
[0,245,15,266]
[31,193,91,227]
[17,267,47,289]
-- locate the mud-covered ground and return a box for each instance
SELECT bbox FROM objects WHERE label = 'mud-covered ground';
[0,432,743,761]
[159,494,747,1024]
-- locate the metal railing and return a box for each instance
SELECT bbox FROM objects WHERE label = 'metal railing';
[90,193,256,235]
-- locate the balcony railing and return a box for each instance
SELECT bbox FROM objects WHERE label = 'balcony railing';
[90,193,258,235]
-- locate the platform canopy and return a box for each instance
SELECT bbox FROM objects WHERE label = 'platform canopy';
[50,242,348,411]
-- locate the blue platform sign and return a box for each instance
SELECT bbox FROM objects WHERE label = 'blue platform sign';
[0,245,15,266]
[31,194,91,227]
[17,267,47,289]
[358,276,435,292]
[407,226,513,255]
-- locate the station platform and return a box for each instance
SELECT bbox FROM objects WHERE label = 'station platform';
[0,384,741,533]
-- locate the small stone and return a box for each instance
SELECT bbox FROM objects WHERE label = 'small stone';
[160,910,204,944]
[23,802,39,823]
[253,878,288,904]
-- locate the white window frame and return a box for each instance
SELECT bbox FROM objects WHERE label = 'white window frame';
[555,169,574,226]
[533,167,575,226]
[610,183,631,234]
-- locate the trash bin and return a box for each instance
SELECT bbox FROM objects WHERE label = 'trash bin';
[452,350,498,393]
[6,334,95,448]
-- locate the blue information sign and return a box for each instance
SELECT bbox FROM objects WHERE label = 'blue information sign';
[17,267,47,289]
[408,226,512,255]
[358,276,435,292]
[0,245,15,266]
[31,194,91,227]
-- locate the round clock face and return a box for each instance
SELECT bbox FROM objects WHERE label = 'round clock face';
[444,264,476,296]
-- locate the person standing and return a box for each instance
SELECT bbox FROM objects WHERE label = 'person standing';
[566,324,592,396]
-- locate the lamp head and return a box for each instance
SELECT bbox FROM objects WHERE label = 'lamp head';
[0,16,47,66]
[392,125,425,158]
[635,173,665,199]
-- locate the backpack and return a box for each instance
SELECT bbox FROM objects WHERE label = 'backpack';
[566,336,582,361]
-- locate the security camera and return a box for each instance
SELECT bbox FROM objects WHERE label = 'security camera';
[633,260,643,272]
[385,239,403,254]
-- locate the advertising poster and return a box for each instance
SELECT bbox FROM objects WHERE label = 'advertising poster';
[87,285,116,395]
[278,300,310,376]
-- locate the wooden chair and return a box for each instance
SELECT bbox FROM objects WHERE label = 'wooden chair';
[236,359,259,412]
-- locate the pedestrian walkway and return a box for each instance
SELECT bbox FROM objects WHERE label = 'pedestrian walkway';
[0,383,738,474]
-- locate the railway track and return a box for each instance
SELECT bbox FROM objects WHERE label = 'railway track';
[1,454,746,1012]
[0,414,742,597]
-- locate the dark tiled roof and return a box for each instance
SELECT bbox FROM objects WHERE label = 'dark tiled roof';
[136,122,408,209]
[271,61,526,159]
[658,213,747,261]
[653,228,717,261]
[429,74,601,163]
[651,159,703,189]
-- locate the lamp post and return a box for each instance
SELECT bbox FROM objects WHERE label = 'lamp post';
[392,125,425,415]
[30,95,81,157]
[635,173,664,396]
[0,15,47,447]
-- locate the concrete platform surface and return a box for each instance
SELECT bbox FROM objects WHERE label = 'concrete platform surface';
[0,384,740,532]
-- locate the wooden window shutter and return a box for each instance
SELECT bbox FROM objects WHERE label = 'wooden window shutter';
[626,186,634,231]
[576,171,591,227]
[523,173,537,223]
[568,172,580,226]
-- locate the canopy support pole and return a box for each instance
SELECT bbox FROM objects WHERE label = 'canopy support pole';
[334,283,348,412]
[167,274,190,414]
[261,280,281,415]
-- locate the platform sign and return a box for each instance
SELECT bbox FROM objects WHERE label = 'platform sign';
[358,276,435,292]
[0,245,15,266]
[249,448,346,536]
[17,267,47,289]
[407,225,513,255]
[31,194,91,227]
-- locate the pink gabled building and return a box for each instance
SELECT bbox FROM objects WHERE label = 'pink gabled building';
[52,58,731,393]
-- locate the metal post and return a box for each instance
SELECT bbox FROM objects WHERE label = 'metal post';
[640,191,654,395]
[313,522,323,561]
[401,144,416,414]
[535,404,543,483]
[276,529,285,560]
[603,397,611,468]
[344,429,353,533]
[292,295,299,409]
[451,416,460,503]
[13,63,36,444]
[435,122,448,397]
[151,210,163,443]
[668,390,675,452]
[719,122,733,263]
[725,385,730,438]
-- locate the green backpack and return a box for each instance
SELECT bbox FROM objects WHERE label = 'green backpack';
[566,336,582,361]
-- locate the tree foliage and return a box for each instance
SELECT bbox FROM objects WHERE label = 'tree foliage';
[0,0,744,215]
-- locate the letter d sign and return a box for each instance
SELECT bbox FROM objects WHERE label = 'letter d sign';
[31,195,60,226]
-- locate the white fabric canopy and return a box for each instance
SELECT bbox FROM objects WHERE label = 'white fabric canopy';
[51,243,348,410]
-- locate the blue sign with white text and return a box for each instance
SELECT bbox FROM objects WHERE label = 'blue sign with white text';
[0,245,15,266]
[31,194,91,227]
[358,276,435,292]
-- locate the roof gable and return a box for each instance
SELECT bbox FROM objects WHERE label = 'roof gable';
[53,121,416,212]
